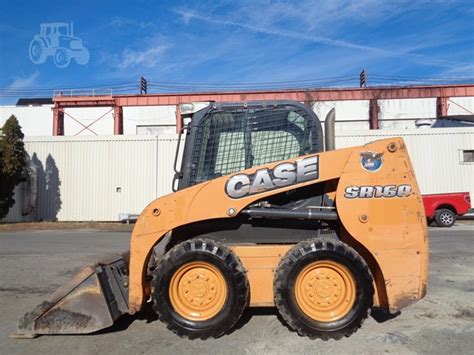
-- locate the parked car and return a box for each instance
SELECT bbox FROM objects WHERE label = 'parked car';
[431,115,474,128]
[415,115,474,128]
[423,192,471,227]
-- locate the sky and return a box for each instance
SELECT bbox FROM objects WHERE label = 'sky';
[0,0,473,104]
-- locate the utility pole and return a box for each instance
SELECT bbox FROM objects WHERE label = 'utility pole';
[140,76,148,94]
[360,69,367,88]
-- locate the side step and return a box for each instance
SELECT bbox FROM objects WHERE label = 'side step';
[12,254,129,338]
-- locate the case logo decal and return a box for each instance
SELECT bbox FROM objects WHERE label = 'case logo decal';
[344,184,412,199]
[225,156,319,199]
[360,151,383,172]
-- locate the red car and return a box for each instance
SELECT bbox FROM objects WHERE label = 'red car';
[423,192,472,227]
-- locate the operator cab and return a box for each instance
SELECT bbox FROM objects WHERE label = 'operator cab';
[175,101,323,190]
[171,101,329,245]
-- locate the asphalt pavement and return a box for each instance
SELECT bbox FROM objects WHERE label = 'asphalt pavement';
[0,223,473,354]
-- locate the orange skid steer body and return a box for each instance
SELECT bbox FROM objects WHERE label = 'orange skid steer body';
[14,101,428,340]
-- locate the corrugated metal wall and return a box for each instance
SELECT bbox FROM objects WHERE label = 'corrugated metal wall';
[22,136,161,221]
[5,129,473,222]
[2,184,36,223]
[155,136,183,197]
[148,130,474,206]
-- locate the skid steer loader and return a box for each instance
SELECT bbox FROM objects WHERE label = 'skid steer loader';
[13,101,428,340]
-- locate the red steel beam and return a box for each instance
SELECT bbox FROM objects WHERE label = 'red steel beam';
[369,99,379,129]
[51,84,474,135]
[114,106,123,135]
[54,95,115,108]
[436,97,448,117]
[175,104,182,134]
[53,84,474,108]
[52,105,64,136]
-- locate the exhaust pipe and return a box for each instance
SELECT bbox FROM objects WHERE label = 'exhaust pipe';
[324,108,336,151]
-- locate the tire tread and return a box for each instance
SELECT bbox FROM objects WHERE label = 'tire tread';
[274,237,374,340]
[151,238,249,339]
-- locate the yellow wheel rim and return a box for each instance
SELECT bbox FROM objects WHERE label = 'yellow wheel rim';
[169,261,227,321]
[294,260,356,322]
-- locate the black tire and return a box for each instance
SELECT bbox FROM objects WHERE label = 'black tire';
[151,238,249,339]
[274,238,374,340]
[434,208,456,227]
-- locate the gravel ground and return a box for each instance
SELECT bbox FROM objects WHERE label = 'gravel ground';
[0,223,473,354]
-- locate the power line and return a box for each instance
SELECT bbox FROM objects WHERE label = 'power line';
[370,73,474,81]
[0,73,473,98]
[148,74,360,86]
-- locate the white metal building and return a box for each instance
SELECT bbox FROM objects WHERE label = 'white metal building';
[3,128,473,222]
[1,96,474,136]
[1,90,473,222]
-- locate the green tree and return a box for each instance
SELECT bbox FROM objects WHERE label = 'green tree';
[0,115,26,219]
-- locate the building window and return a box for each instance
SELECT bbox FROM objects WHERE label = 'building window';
[463,150,474,163]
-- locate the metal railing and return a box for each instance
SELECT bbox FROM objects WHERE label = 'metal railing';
[53,88,116,97]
